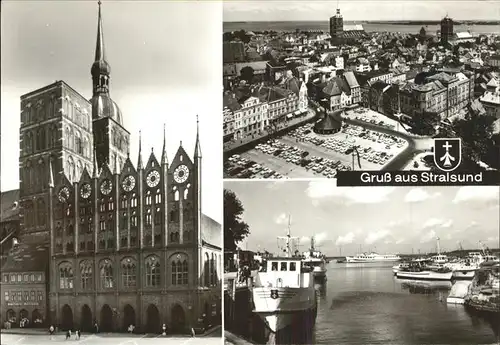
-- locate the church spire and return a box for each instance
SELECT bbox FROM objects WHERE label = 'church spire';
[91,0,111,96]
[95,1,105,64]
[137,131,143,170]
[194,115,201,158]
[161,124,168,165]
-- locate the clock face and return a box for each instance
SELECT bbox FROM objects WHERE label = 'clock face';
[80,183,91,199]
[122,175,136,192]
[58,186,70,203]
[100,179,112,196]
[173,165,189,184]
[146,170,160,188]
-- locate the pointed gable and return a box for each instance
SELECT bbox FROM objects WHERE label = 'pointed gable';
[145,149,160,170]
[99,161,113,181]
[170,145,193,170]
[120,156,137,176]
[79,167,92,184]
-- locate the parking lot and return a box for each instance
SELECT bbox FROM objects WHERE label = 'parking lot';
[224,119,408,179]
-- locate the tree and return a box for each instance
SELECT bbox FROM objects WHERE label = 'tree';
[411,111,440,136]
[224,189,250,251]
[452,111,497,163]
[240,66,255,84]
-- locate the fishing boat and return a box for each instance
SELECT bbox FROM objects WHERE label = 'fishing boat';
[396,260,453,281]
[302,237,327,283]
[252,217,317,333]
[346,252,401,263]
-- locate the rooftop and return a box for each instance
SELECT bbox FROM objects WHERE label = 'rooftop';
[1,241,49,273]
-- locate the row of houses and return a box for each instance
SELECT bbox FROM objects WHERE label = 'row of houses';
[223,74,308,142]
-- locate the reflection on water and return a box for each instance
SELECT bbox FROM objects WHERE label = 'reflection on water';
[306,262,500,345]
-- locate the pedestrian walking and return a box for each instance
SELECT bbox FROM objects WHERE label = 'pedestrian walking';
[65,329,71,340]
[76,329,81,340]
[191,327,196,337]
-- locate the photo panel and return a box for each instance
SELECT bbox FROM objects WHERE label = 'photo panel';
[223,180,499,345]
[1,1,222,344]
[223,0,500,182]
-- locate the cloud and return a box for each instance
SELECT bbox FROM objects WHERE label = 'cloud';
[365,229,390,245]
[300,232,329,246]
[452,186,499,204]
[420,229,437,243]
[306,181,395,204]
[395,238,405,244]
[422,218,453,229]
[274,213,288,225]
[404,188,441,203]
[335,232,355,246]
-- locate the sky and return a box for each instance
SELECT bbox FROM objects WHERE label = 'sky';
[224,181,500,256]
[223,0,500,22]
[0,1,222,223]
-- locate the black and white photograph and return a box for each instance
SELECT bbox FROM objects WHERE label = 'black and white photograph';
[223,0,500,179]
[223,181,500,344]
[1,1,222,344]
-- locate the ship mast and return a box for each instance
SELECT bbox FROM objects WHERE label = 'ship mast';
[277,215,299,258]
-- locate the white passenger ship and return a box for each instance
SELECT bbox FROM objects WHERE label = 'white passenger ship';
[252,220,317,333]
[346,252,401,263]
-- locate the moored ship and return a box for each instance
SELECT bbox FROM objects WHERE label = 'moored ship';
[396,260,453,281]
[252,218,317,333]
[302,237,328,283]
[346,252,401,263]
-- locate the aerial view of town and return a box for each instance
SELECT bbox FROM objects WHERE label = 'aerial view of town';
[222,2,500,179]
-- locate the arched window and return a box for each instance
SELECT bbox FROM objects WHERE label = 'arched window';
[174,190,179,201]
[146,209,152,226]
[210,253,216,286]
[38,159,45,190]
[83,136,89,157]
[99,260,114,289]
[121,212,128,229]
[75,131,82,155]
[171,253,188,286]
[146,191,152,206]
[67,223,74,236]
[37,127,46,151]
[155,189,161,204]
[59,262,74,289]
[131,211,137,227]
[154,207,161,225]
[24,160,31,189]
[145,256,160,287]
[121,258,136,288]
[131,194,137,208]
[204,253,210,286]
[64,127,70,148]
[76,160,82,182]
[80,261,93,290]
[51,125,58,148]
[37,199,46,227]
[48,98,54,118]
[67,156,75,182]
[184,184,190,200]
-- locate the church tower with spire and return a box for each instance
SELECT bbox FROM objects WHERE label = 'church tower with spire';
[91,0,130,172]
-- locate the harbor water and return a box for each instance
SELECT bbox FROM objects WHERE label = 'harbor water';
[307,262,499,345]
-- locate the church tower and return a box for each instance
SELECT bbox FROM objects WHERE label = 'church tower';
[91,1,130,173]
[329,7,344,43]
